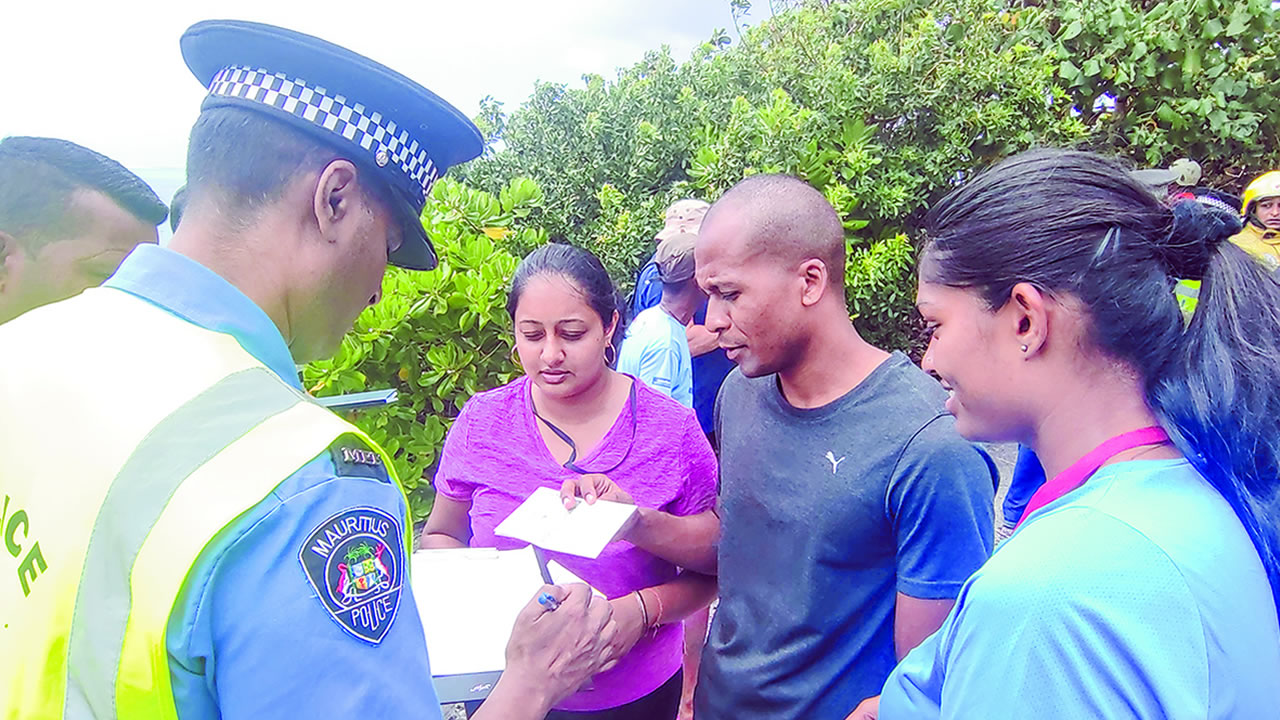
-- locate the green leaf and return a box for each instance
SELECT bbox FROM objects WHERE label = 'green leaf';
[1059,60,1081,82]
[1061,20,1084,40]
[1225,5,1251,36]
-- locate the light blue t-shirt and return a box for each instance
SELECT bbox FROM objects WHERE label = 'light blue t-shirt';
[617,305,693,408]
[880,458,1280,719]
[104,245,443,720]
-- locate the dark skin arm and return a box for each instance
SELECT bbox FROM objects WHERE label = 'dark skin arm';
[603,571,718,666]
[474,584,619,720]
[423,487,717,698]
[420,494,471,549]
[686,323,720,357]
[560,474,719,574]
[893,594,955,660]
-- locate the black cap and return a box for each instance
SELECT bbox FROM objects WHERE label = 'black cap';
[180,20,484,270]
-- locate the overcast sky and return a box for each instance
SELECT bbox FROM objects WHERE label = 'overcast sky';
[0,0,769,177]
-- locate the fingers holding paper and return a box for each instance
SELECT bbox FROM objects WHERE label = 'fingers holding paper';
[505,583,619,702]
[560,473,635,509]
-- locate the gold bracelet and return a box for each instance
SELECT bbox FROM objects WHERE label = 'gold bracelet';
[641,588,664,628]
[633,590,649,628]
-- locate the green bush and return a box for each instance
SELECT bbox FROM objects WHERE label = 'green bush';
[461,0,1278,350]
[303,178,542,522]
[581,184,687,298]
[846,234,920,354]
[463,0,1091,348]
[1022,0,1279,186]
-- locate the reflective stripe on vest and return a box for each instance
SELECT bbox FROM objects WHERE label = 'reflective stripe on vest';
[0,288,404,720]
[1174,279,1201,326]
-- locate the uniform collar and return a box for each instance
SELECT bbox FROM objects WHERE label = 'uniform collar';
[104,244,302,389]
[1246,218,1280,242]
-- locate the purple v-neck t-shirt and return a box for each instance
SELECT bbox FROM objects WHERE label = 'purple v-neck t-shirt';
[433,375,718,711]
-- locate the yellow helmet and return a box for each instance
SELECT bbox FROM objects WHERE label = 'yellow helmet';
[1241,171,1280,218]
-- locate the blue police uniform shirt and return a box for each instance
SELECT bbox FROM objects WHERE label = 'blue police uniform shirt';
[631,258,734,434]
[880,458,1280,719]
[104,245,443,720]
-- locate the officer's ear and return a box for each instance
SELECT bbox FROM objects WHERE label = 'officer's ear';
[312,159,360,243]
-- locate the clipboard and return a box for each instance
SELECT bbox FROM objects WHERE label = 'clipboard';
[314,388,398,411]
[412,546,596,704]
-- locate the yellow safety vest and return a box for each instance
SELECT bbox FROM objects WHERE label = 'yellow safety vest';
[0,286,405,720]
[1230,224,1280,274]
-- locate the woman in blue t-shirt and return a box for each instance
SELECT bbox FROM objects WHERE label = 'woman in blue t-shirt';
[850,149,1280,719]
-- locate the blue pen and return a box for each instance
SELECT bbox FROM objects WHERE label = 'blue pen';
[537,591,561,612]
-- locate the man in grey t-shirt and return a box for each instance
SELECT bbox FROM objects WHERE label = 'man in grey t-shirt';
[692,175,995,720]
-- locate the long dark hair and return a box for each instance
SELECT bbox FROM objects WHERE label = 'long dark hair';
[507,243,628,365]
[922,149,1280,615]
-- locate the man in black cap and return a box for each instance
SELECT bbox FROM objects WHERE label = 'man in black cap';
[0,20,615,720]
[0,136,168,324]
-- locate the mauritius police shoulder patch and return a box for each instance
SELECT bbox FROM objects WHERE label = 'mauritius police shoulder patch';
[299,506,404,645]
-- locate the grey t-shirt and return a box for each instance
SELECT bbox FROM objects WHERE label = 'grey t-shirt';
[695,352,995,720]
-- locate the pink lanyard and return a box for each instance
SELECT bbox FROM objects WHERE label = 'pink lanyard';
[1015,426,1170,529]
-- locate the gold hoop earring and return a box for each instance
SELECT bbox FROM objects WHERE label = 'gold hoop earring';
[604,344,617,367]
[510,345,521,366]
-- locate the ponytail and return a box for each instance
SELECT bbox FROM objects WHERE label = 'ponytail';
[1150,217,1280,613]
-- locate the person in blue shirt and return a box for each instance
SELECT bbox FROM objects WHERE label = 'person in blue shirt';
[632,199,734,445]
[995,445,1045,540]
[90,20,618,720]
[617,232,702,407]
[850,149,1280,718]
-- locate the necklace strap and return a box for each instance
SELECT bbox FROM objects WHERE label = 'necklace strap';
[1015,426,1170,529]
[531,379,639,474]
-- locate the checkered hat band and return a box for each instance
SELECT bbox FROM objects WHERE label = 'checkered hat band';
[207,65,438,201]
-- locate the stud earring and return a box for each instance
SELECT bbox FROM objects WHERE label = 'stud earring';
[1020,344,1029,353]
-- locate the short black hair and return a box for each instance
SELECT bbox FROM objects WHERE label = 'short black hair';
[185,106,391,220]
[0,136,168,249]
[707,174,847,289]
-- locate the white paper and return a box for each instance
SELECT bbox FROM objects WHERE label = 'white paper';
[493,486,637,559]
[411,546,599,677]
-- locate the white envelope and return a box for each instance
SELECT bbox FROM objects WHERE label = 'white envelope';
[493,486,637,559]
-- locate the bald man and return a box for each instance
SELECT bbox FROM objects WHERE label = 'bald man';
[692,175,995,720]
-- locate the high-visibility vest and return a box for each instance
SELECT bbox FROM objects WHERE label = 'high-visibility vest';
[0,286,406,720]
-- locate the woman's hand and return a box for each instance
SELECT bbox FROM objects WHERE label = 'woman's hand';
[560,473,635,509]
[603,591,650,663]
[561,473,640,542]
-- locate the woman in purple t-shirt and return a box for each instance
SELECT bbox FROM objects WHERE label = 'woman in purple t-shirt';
[423,244,720,719]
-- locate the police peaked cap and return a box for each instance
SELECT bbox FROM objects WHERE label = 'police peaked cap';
[180,20,484,270]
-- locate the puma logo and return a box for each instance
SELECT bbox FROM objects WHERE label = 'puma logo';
[825,451,846,474]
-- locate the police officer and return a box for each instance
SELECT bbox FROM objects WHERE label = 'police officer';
[0,20,615,720]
